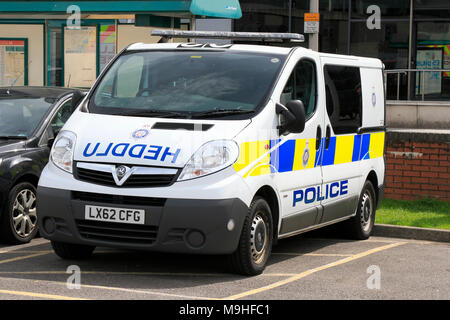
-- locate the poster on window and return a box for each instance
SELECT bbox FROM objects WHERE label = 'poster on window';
[415,49,443,95]
[99,25,116,72]
[0,39,27,86]
[64,26,97,88]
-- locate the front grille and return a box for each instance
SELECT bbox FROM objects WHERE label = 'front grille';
[72,191,166,207]
[76,219,158,244]
[74,165,177,188]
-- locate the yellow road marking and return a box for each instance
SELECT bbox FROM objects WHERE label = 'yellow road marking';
[223,242,407,300]
[0,250,53,254]
[302,237,400,243]
[0,271,229,277]
[272,252,354,257]
[0,252,50,265]
[0,289,87,300]
[0,238,48,253]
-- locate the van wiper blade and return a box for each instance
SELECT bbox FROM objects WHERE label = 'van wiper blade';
[192,109,255,119]
[0,135,27,139]
[117,109,188,118]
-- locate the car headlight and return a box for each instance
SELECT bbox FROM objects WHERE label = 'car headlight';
[178,140,239,181]
[51,130,77,174]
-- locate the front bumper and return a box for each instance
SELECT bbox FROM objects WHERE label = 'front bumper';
[37,186,248,254]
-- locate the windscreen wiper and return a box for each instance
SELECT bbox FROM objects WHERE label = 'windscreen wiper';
[191,109,255,119]
[117,109,188,118]
[0,136,27,139]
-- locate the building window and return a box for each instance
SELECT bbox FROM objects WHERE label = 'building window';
[49,27,62,86]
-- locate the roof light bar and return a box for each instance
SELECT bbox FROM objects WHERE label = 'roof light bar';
[152,30,304,43]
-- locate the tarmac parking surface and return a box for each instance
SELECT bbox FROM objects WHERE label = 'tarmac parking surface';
[0,231,448,300]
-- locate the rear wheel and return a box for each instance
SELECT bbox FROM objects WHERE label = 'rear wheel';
[51,241,95,260]
[345,180,376,240]
[229,197,273,276]
[0,182,39,244]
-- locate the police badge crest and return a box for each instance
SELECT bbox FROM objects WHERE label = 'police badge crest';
[302,140,310,168]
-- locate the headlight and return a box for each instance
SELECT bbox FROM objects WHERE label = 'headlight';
[178,140,239,181]
[51,130,77,173]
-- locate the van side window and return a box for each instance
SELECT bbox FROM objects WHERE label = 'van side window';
[280,59,317,119]
[324,65,362,134]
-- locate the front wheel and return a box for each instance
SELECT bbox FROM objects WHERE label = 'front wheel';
[229,197,273,276]
[0,182,39,244]
[345,180,377,240]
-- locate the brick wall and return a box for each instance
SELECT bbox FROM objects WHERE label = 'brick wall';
[385,131,450,202]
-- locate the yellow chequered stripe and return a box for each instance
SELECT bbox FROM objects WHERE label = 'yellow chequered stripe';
[233,140,271,176]
[233,131,385,177]
[368,132,385,159]
[334,135,355,165]
[292,138,316,171]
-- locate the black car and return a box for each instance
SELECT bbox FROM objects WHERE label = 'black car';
[0,87,85,244]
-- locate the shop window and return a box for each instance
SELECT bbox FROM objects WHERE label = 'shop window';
[324,65,362,134]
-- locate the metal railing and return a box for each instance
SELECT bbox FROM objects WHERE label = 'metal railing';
[384,69,450,101]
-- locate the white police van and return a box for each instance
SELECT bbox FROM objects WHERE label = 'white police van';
[37,31,385,275]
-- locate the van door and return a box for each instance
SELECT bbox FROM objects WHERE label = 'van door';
[274,55,326,236]
[319,61,364,223]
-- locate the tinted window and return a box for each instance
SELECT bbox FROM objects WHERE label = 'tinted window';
[324,65,362,134]
[280,59,317,118]
[0,97,53,137]
[90,51,285,117]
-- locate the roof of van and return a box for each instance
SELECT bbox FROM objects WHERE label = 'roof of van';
[126,42,383,68]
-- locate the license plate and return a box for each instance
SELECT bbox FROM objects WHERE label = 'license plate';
[85,205,145,225]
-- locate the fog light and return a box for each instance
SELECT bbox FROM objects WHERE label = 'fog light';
[43,217,56,234]
[186,230,205,248]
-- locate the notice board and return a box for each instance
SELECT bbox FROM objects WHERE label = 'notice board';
[416,48,443,95]
[64,26,97,88]
[0,39,27,86]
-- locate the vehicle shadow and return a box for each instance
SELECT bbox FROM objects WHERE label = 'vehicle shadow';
[0,225,365,292]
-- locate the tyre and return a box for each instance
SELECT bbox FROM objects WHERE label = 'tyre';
[51,241,95,260]
[0,182,39,244]
[229,197,273,276]
[345,180,377,240]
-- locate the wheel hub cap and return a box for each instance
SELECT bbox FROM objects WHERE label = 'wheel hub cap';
[12,189,37,238]
[250,213,268,264]
[360,192,373,232]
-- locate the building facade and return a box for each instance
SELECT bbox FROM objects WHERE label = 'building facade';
[233,0,450,101]
[0,0,241,88]
[0,0,449,101]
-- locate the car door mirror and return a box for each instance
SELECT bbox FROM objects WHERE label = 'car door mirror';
[276,100,306,135]
[70,90,85,113]
[47,137,55,148]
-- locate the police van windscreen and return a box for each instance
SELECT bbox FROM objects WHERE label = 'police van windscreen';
[89,51,285,118]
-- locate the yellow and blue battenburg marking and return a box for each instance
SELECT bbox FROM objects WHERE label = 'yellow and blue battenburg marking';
[233,132,384,176]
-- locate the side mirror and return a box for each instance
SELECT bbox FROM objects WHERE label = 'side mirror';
[47,137,55,148]
[70,90,85,113]
[276,100,306,135]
